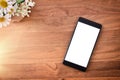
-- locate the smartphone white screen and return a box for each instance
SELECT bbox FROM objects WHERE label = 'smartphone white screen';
[65,22,100,67]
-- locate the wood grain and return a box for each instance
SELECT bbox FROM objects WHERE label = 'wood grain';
[0,0,120,80]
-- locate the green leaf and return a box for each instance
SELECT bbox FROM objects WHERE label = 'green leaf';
[16,0,25,4]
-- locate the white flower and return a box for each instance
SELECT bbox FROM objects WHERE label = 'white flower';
[9,3,18,16]
[15,0,35,17]
[16,2,31,17]
[25,0,35,7]
[28,0,35,7]
[0,0,13,14]
[28,2,35,7]
[0,14,11,28]
[21,4,31,17]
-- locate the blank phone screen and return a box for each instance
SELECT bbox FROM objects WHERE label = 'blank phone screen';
[65,22,100,67]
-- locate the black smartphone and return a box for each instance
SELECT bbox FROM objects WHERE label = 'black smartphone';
[63,17,102,72]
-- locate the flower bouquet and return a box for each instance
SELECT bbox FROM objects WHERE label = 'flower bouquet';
[0,0,35,28]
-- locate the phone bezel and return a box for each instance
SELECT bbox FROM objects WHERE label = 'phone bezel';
[63,17,102,72]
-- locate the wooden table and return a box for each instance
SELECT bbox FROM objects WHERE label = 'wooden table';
[0,0,120,80]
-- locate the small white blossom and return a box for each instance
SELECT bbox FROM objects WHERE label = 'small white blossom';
[9,3,18,16]
[28,0,35,7]
[15,0,35,17]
